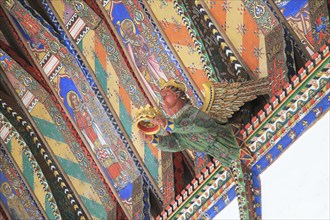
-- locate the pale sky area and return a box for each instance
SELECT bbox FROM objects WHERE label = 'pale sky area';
[214,112,330,220]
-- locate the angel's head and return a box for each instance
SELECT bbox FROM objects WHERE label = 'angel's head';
[160,79,191,114]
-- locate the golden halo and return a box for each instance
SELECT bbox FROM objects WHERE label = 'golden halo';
[71,1,85,12]
[66,90,79,109]
[118,19,136,38]
[1,182,11,197]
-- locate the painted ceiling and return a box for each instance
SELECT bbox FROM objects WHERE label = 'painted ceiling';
[0,0,329,219]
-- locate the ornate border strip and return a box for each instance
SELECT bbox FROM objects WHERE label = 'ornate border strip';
[241,40,329,141]
[193,2,246,77]
[156,40,330,219]
[205,86,329,219]
[0,98,87,219]
[173,0,216,81]
[0,114,58,219]
[0,141,46,219]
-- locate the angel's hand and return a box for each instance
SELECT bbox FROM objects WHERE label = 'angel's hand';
[151,116,167,129]
[139,130,154,143]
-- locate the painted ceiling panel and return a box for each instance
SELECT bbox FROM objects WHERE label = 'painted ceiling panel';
[45,0,170,197]
[0,45,120,218]
[0,1,149,218]
[0,124,49,220]
[273,0,329,55]
[204,0,295,94]
[101,0,202,106]
[99,0,208,175]
[0,0,329,219]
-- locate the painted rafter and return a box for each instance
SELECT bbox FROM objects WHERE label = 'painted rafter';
[0,1,148,218]
[0,96,89,219]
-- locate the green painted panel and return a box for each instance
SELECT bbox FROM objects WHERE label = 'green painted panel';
[144,142,159,183]
[23,153,34,189]
[56,157,89,183]
[119,100,132,136]
[45,194,56,220]
[32,117,65,143]
[80,195,106,219]
[6,140,12,152]
[94,55,107,92]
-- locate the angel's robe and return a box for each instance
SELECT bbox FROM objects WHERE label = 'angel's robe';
[151,105,257,218]
[153,105,240,167]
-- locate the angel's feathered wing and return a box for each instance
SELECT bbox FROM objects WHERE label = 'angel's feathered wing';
[201,78,270,123]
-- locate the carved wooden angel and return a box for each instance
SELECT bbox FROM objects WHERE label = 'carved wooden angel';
[136,78,270,219]
[201,77,270,123]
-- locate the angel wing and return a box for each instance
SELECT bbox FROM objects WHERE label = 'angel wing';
[201,78,270,123]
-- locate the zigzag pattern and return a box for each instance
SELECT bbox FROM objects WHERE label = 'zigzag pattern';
[231,161,249,220]
[85,0,152,108]
[39,51,51,67]
[194,2,245,76]
[0,41,118,213]
[65,13,79,30]
[138,0,210,174]
[173,0,216,81]
[0,99,87,219]
[102,0,110,7]
[168,166,232,219]
[0,112,60,219]
[0,142,46,219]
[75,26,90,44]
[156,40,330,220]
[49,63,63,82]
[55,4,158,213]
[246,70,329,157]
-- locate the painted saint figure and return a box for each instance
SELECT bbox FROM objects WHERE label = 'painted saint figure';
[67,91,123,183]
[1,182,28,220]
[119,19,168,104]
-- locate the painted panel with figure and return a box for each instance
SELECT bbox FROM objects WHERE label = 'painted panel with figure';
[1,1,146,218]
